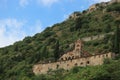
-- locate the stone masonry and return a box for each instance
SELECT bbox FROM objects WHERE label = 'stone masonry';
[109,0,120,4]
[88,0,120,13]
[33,40,115,75]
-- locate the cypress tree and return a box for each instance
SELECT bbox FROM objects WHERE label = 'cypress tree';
[54,40,60,61]
[114,20,120,54]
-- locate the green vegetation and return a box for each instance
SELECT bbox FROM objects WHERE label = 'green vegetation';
[113,20,120,54]
[54,40,60,61]
[106,3,120,12]
[0,2,120,80]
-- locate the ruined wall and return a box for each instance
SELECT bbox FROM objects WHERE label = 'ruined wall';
[33,52,114,75]
[82,32,114,42]
[88,4,97,13]
[68,12,81,20]
[109,0,120,4]
[88,0,120,13]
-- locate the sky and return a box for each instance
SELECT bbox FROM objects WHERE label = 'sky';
[0,0,111,48]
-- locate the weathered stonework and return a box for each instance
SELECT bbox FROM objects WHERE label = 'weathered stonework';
[88,4,97,13]
[88,0,120,13]
[33,40,115,75]
[33,52,114,75]
[109,0,120,4]
[68,12,81,20]
[88,2,108,13]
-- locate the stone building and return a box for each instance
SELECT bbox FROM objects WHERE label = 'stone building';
[33,40,115,75]
[59,40,91,61]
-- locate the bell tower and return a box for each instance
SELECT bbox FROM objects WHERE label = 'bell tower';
[74,40,83,57]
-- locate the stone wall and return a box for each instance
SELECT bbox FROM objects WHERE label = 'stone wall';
[82,32,114,42]
[88,0,120,13]
[88,4,97,13]
[109,0,120,4]
[68,12,81,20]
[33,52,114,75]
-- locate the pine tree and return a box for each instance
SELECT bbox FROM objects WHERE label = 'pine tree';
[54,40,60,61]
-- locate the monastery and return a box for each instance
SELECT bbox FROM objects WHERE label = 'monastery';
[33,40,115,75]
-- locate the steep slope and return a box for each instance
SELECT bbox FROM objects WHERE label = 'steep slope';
[0,2,120,80]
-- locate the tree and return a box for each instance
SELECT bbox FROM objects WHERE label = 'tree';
[41,46,48,60]
[54,40,60,61]
[107,3,120,12]
[74,17,83,31]
[114,20,120,54]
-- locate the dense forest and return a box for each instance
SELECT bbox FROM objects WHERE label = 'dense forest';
[0,1,120,80]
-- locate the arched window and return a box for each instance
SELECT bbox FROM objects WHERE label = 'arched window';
[87,61,90,64]
[65,57,68,60]
[61,58,63,61]
[68,57,71,60]
[72,56,74,59]
[75,63,78,66]
[77,44,80,47]
[106,54,108,57]
[80,62,83,65]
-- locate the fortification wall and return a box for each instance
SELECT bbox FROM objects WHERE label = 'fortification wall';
[33,52,114,75]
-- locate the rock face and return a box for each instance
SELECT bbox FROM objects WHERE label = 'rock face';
[33,40,115,75]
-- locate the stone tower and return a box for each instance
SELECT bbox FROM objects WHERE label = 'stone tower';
[74,40,83,57]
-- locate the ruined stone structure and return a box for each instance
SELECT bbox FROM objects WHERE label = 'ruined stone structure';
[82,32,114,42]
[88,2,108,13]
[33,40,114,75]
[68,12,81,20]
[88,4,98,13]
[88,0,120,13]
[109,0,120,4]
[59,40,84,61]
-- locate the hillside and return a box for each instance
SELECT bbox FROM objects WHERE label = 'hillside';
[0,1,120,80]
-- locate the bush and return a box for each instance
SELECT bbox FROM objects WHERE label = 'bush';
[71,66,80,73]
